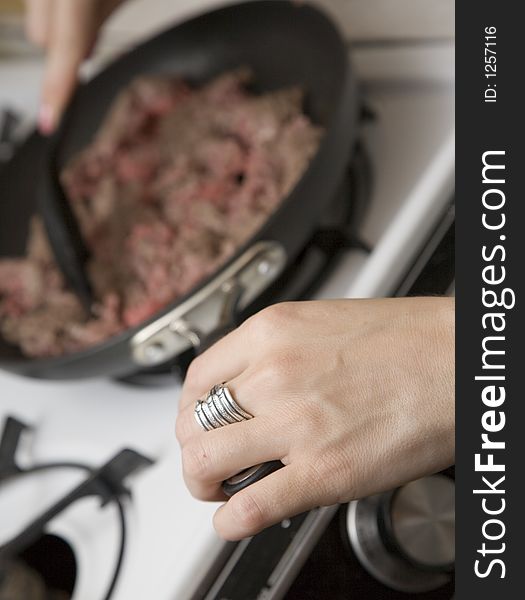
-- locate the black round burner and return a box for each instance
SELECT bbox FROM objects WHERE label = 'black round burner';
[0,534,77,600]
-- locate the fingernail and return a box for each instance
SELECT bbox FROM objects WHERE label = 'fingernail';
[38,104,55,135]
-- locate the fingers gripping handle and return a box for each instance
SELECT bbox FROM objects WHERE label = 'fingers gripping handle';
[190,283,284,495]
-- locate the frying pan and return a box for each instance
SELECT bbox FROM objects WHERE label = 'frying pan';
[0,0,360,380]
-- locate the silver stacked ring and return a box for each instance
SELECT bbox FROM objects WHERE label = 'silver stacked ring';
[200,399,222,430]
[212,384,253,421]
[194,383,253,432]
[194,400,214,431]
[208,391,237,426]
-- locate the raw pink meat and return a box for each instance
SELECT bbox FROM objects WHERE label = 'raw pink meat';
[0,69,322,357]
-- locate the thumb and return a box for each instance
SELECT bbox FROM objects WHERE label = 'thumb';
[38,0,100,135]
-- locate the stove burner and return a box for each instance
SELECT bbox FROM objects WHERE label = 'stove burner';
[0,416,154,600]
[1,534,76,600]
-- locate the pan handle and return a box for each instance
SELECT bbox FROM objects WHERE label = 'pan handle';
[221,461,283,497]
[195,280,242,353]
[188,280,284,496]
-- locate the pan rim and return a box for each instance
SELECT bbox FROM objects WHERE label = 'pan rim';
[0,0,356,374]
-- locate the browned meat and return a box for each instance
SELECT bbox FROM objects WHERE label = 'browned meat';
[0,69,322,358]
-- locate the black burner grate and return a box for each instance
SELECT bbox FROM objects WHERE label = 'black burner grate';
[0,416,154,600]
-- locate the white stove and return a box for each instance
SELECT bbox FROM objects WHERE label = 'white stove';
[0,2,454,598]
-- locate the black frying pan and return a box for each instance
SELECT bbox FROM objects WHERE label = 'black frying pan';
[0,0,359,380]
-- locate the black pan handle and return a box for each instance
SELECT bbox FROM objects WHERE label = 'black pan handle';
[222,461,284,497]
[192,283,284,496]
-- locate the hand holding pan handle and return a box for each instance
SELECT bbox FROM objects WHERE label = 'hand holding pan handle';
[188,281,284,496]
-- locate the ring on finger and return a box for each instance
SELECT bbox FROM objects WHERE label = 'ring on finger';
[194,383,253,432]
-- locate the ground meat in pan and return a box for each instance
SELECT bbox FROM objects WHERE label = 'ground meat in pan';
[0,69,322,358]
